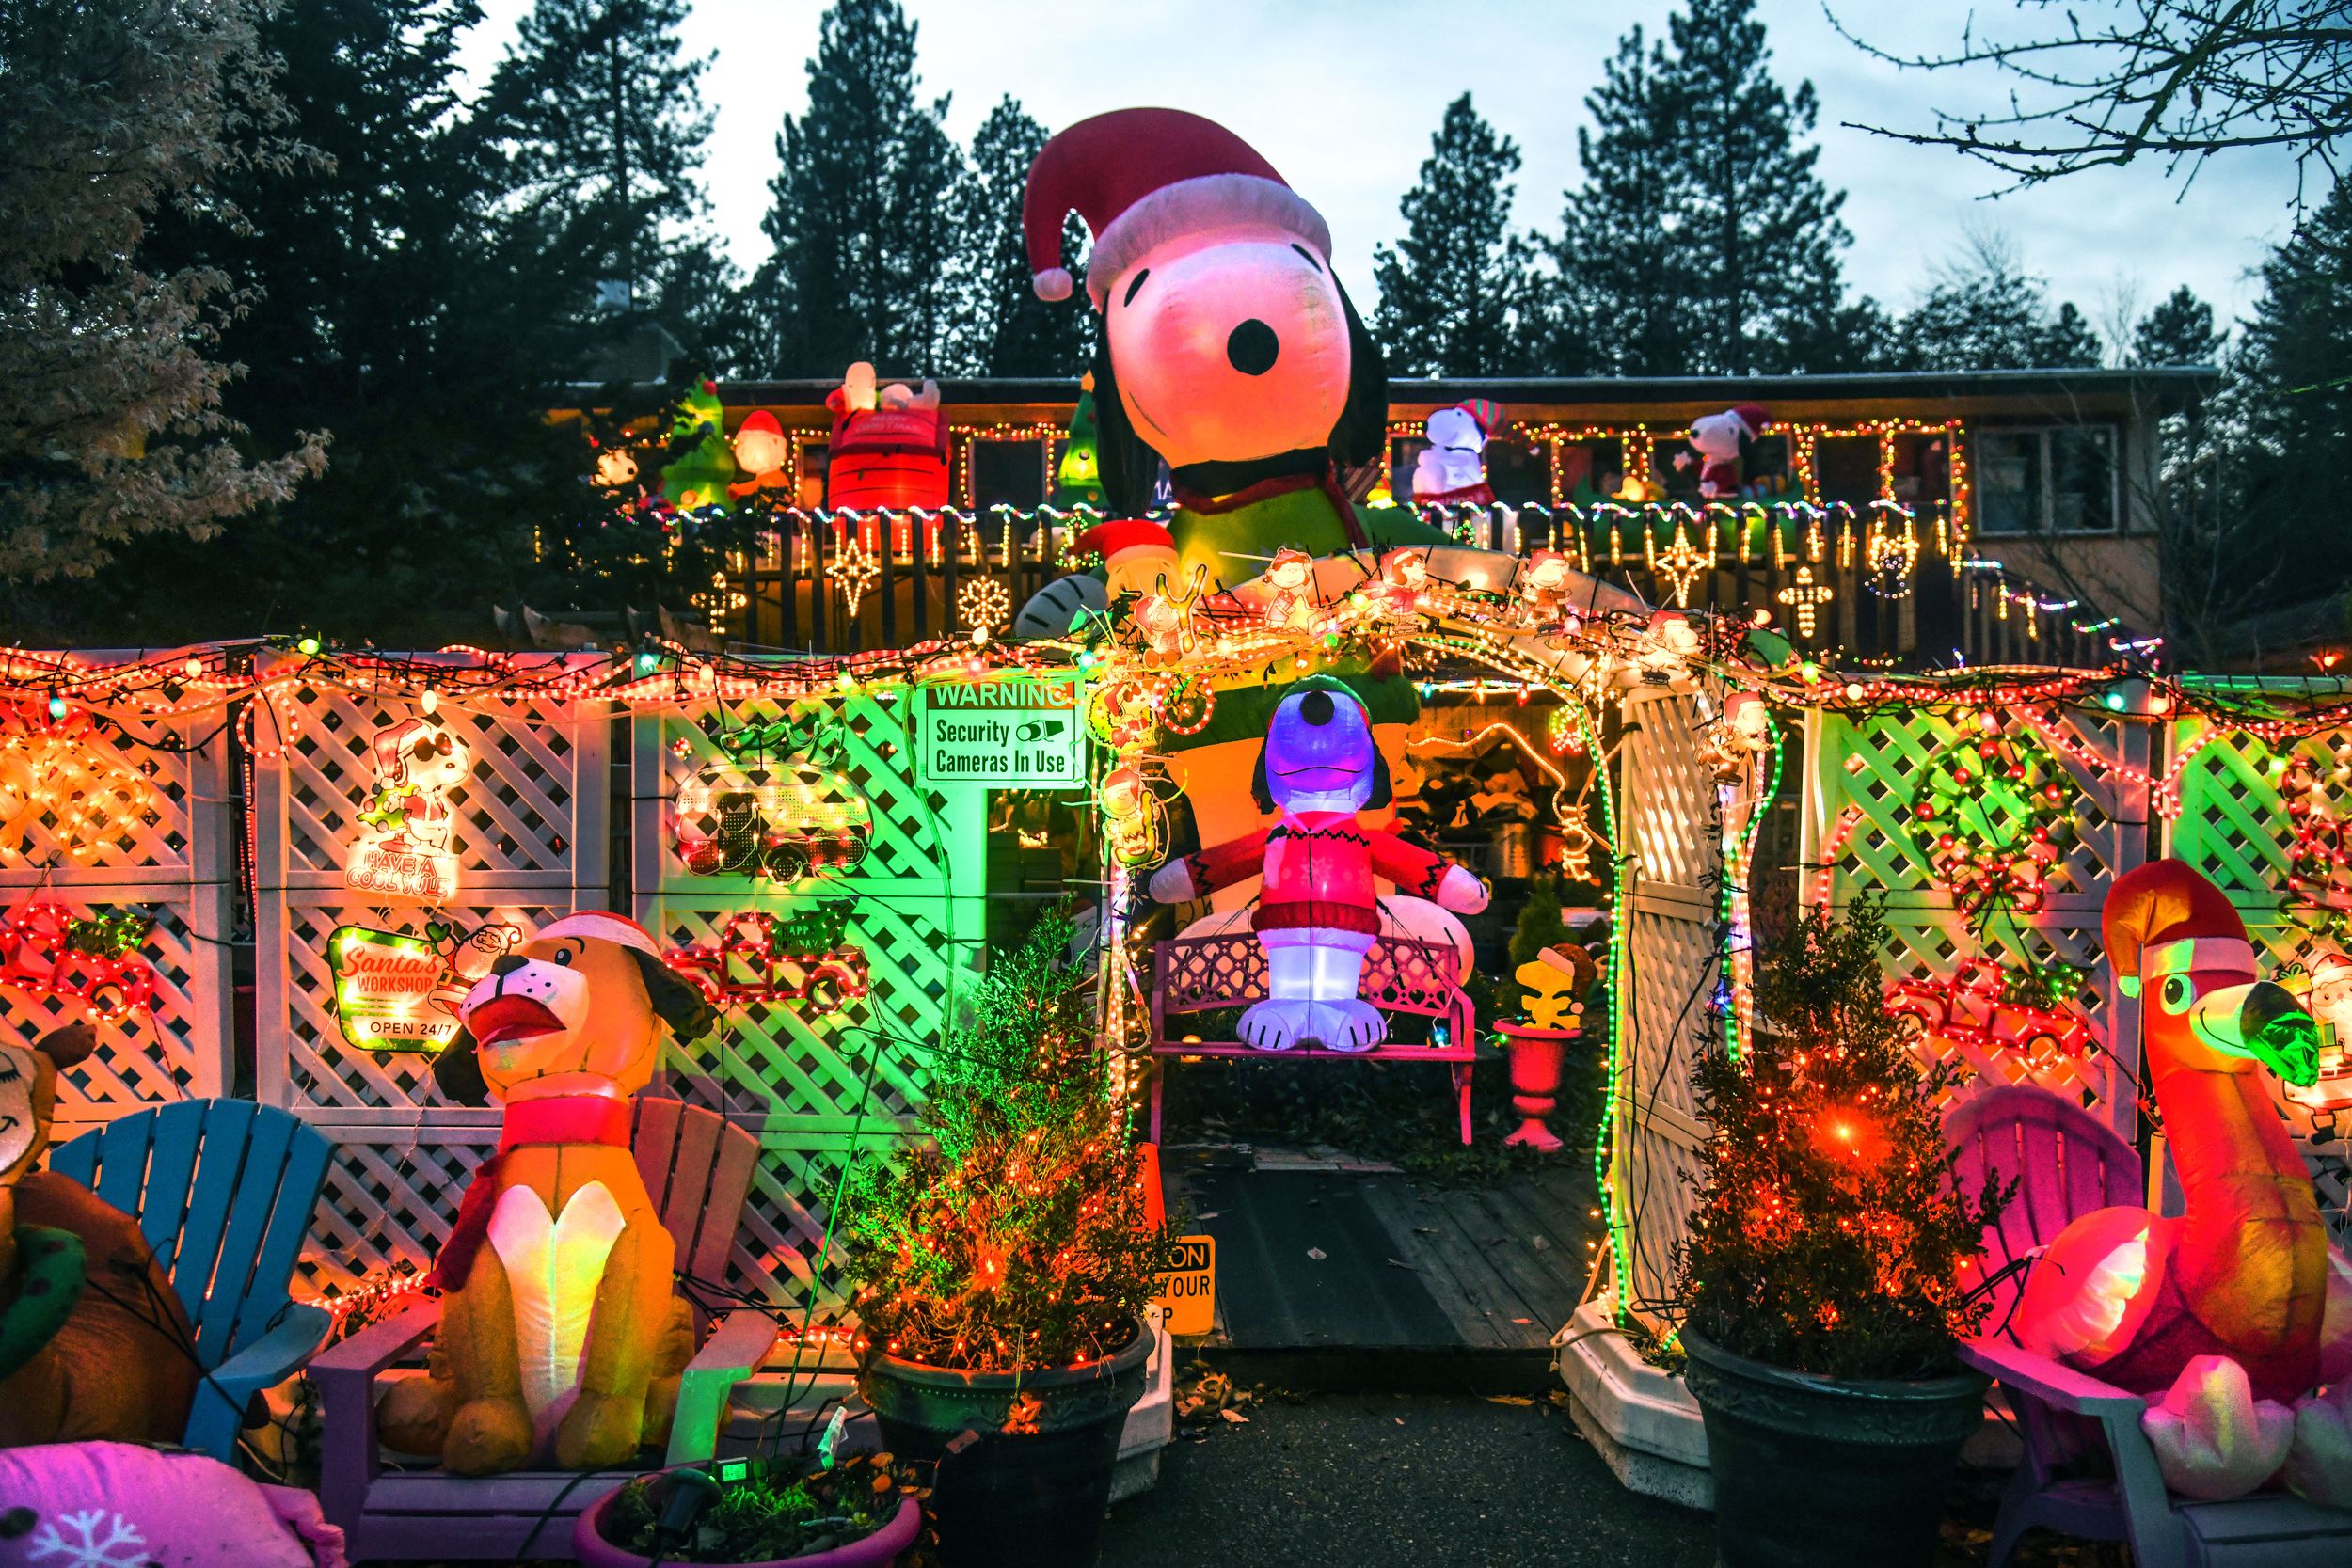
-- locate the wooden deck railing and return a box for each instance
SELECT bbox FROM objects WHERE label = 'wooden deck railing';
[712,501,2137,670]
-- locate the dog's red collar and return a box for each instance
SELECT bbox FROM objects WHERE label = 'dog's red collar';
[497,1094,633,1152]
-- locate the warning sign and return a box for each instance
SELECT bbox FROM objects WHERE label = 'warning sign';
[915,674,1086,786]
[1153,1234,1216,1336]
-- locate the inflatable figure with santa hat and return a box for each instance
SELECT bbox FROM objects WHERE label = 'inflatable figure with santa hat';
[2012,860,2352,1504]
[1680,404,1772,500]
[1412,400,1504,506]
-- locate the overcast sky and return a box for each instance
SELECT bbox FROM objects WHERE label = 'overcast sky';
[455,1,2305,349]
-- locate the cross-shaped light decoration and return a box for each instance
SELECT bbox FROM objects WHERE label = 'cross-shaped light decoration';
[1654,522,1710,607]
[829,536,880,618]
[1777,564,1834,640]
[957,577,1010,640]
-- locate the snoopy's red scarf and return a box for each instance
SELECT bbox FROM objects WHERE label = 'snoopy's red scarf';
[1170,467,1373,553]
[427,1096,634,1291]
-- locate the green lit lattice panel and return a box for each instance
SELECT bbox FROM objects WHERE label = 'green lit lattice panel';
[634,685,991,1314]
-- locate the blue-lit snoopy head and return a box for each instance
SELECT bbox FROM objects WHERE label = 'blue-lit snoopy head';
[1250,676,1391,814]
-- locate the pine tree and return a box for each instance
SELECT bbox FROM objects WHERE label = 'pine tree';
[1653,0,1856,373]
[1676,897,2007,1377]
[750,0,961,376]
[839,906,1165,1371]
[24,0,630,643]
[1545,28,1683,375]
[1373,94,1534,376]
[1548,1,1859,375]
[2132,285,2224,367]
[474,0,712,310]
[1897,230,2104,370]
[946,97,1089,377]
[2234,176,2352,592]
[0,0,326,583]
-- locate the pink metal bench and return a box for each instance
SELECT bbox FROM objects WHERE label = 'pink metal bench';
[1147,931,1478,1146]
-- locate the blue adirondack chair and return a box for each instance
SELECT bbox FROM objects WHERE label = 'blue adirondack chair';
[51,1099,335,1464]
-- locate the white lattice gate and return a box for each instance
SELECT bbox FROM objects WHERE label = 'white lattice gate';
[1611,684,1753,1323]
[5,653,236,1143]
[251,652,613,1294]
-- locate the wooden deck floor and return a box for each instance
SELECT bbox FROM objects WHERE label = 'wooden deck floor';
[1165,1154,1607,1379]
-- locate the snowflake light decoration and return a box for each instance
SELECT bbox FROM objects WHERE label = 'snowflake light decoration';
[957,577,1010,637]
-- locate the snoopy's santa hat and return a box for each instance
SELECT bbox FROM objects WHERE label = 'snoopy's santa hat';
[1024,108,1332,307]
[2102,860,2256,996]
[1727,404,1772,438]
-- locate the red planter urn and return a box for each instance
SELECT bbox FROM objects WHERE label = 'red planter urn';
[1493,1020,1579,1151]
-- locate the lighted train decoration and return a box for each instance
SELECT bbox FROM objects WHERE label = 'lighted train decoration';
[674,752,873,881]
[1883,957,2094,1074]
[661,910,869,1016]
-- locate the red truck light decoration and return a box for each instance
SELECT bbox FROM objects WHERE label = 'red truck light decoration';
[1883,958,2093,1073]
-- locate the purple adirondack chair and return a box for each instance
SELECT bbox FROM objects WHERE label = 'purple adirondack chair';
[312,1097,777,1562]
[1947,1085,2352,1568]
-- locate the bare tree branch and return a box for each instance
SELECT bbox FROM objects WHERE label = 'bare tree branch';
[1826,2,2350,198]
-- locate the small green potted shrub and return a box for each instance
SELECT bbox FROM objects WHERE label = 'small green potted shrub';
[576,1449,924,1568]
[1676,897,2009,1568]
[841,907,1165,1568]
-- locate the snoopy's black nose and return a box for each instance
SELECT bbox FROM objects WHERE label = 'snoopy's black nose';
[492,955,530,977]
[1227,318,1279,375]
[1299,690,1335,726]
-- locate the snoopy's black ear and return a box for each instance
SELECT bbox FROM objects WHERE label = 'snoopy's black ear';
[1091,333,1164,516]
[1250,740,1275,815]
[630,949,715,1042]
[1328,281,1390,469]
[433,1031,488,1107]
[1365,747,1394,811]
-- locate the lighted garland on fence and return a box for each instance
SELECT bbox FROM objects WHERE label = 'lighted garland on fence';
[2283,739,2352,942]
[1907,719,2075,919]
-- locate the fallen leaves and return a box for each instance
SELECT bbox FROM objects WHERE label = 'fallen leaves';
[1306,1247,1326,1260]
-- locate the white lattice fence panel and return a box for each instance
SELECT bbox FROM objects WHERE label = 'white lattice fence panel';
[1802,696,2154,1136]
[1612,687,1746,1322]
[252,653,612,1291]
[636,684,991,1312]
[4,654,234,1129]
[2166,708,2352,1248]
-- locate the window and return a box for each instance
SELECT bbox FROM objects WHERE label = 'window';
[1975,425,2119,535]
[1813,436,1880,505]
[969,437,1048,509]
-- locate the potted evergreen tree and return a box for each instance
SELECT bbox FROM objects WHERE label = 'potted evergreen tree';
[1676,897,2009,1568]
[841,906,1165,1568]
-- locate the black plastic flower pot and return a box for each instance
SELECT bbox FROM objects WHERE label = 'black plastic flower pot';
[858,1318,1152,1568]
[1681,1329,1989,1568]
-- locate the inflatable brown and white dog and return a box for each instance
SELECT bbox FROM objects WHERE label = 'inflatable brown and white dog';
[377,912,711,1474]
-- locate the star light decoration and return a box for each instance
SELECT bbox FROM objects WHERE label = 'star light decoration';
[0,710,153,864]
[830,536,881,617]
[1654,522,1710,607]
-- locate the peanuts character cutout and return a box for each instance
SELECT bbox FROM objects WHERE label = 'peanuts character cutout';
[1147,678,1487,1052]
[375,911,715,1473]
[347,718,469,904]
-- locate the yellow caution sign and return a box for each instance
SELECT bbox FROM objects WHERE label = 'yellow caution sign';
[1153,1234,1216,1336]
